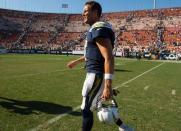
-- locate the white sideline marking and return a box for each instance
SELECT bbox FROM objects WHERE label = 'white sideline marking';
[115,63,164,89]
[122,85,129,87]
[30,63,164,131]
[171,90,176,95]
[144,85,150,90]
[30,106,80,131]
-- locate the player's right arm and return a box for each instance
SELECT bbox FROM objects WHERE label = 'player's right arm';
[67,56,85,68]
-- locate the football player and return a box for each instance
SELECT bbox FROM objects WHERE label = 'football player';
[67,1,133,131]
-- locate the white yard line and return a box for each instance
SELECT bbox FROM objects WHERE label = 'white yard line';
[30,106,80,131]
[122,85,129,87]
[114,63,164,89]
[29,62,164,131]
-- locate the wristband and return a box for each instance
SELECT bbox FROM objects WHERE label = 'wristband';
[104,73,114,80]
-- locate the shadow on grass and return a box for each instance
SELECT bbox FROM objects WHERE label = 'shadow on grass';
[0,96,81,116]
[114,69,132,72]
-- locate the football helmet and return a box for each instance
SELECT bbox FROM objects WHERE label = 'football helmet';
[97,99,119,125]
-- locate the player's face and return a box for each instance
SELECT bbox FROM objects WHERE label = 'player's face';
[83,4,97,25]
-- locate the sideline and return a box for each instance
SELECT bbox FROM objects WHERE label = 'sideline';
[118,58,181,64]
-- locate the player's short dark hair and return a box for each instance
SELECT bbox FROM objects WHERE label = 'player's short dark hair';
[85,1,102,18]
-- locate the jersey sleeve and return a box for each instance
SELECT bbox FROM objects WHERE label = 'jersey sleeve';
[91,27,112,40]
[91,27,115,46]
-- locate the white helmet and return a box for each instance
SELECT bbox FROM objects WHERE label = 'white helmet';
[97,99,119,125]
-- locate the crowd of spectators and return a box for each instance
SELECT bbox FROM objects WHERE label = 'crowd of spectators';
[0,7,181,59]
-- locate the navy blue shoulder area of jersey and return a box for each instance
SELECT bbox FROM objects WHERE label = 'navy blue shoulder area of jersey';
[91,27,115,45]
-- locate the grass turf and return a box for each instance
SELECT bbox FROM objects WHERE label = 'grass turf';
[0,54,180,131]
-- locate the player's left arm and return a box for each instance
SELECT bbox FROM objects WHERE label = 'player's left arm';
[96,37,114,100]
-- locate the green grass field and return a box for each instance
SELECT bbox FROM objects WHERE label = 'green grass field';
[0,54,181,131]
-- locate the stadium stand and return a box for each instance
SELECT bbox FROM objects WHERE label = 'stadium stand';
[0,7,181,58]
